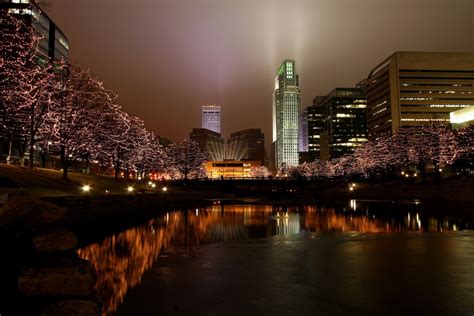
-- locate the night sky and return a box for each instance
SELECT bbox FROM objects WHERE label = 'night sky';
[46,0,474,146]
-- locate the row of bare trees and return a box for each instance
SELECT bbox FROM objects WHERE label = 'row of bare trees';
[283,124,473,180]
[1,12,206,180]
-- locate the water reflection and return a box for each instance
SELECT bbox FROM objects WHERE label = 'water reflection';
[77,202,472,315]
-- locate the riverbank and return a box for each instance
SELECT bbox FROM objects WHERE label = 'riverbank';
[318,174,474,203]
[1,164,472,235]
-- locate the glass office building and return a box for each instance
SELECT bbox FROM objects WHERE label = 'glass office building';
[319,88,368,160]
[1,0,69,61]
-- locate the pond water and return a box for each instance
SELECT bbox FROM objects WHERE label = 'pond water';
[77,200,474,315]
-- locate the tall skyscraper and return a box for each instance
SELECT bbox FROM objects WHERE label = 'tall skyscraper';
[318,88,368,160]
[202,105,221,133]
[272,59,301,168]
[298,109,308,153]
[307,96,327,161]
[364,52,474,140]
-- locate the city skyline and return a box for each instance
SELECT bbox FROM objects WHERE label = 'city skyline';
[45,0,474,144]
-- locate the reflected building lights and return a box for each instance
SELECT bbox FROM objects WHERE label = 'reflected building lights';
[77,203,470,314]
[350,199,357,211]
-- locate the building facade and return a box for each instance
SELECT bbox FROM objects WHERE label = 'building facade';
[0,0,69,61]
[272,59,301,168]
[364,52,474,140]
[319,88,368,160]
[304,96,327,162]
[298,109,308,153]
[189,128,225,161]
[201,104,221,134]
[227,128,265,165]
[205,160,261,179]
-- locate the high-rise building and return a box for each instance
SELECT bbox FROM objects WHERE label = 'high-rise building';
[303,96,327,162]
[0,0,70,61]
[364,52,474,140]
[201,105,221,133]
[298,109,308,153]
[319,88,368,160]
[227,128,265,165]
[272,59,301,167]
[190,128,225,161]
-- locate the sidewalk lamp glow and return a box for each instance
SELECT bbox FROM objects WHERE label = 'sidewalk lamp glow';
[401,171,405,175]
[82,185,91,193]
[162,186,168,192]
[151,183,156,188]
[349,187,354,192]
[405,174,409,178]
[127,186,134,193]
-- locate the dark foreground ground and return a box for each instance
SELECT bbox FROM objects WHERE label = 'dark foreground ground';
[115,231,474,316]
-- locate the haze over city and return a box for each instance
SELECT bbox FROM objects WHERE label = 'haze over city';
[46,0,474,143]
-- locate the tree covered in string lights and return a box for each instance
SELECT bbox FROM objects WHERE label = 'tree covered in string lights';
[165,139,207,180]
[250,165,271,178]
[289,124,471,181]
[454,125,474,171]
[39,61,116,180]
[129,123,164,180]
[0,11,56,166]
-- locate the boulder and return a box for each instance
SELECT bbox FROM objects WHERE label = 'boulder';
[18,256,96,297]
[42,299,101,316]
[33,227,78,252]
[0,196,66,227]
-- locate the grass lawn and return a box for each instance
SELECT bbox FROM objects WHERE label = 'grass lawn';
[0,164,152,197]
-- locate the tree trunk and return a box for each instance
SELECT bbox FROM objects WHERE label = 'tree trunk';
[114,164,120,179]
[41,150,46,168]
[28,138,34,168]
[6,135,13,164]
[62,165,68,180]
[60,146,69,181]
[28,105,35,168]
[20,151,26,166]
